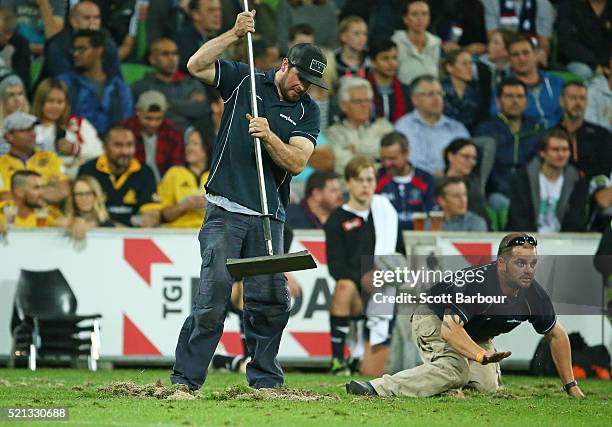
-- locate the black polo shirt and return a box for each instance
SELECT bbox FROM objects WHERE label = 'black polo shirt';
[78,155,157,226]
[427,262,557,342]
[205,59,321,222]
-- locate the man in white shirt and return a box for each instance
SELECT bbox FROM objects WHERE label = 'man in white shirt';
[507,128,588,232]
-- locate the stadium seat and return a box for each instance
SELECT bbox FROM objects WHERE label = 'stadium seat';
[121,63,154,85]
[9,269,101,371]
[549,70,584,84]
[30,60,42,85]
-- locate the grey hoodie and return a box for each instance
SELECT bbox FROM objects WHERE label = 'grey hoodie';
[391,30,441,86]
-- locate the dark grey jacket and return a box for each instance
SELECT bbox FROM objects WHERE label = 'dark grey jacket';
[507,158,588,232]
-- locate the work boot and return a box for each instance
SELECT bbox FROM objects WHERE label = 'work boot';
[345,380,378,396]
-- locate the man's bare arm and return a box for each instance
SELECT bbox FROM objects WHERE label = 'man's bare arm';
[38,0,64,39]
[187,10,256,84]
[545,321,585,398]
[440,309,511,364]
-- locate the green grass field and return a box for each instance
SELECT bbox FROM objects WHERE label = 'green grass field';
[0,368,610,426]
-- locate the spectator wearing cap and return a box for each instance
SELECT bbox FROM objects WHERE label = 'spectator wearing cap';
[39,1,122,82]
[157,127,210,228]
[122,90,183,182]
[175,0,223,72]
[0,170,65,232]
[286,171,343,229]
[0,7,31,93]
[77,125,160,228]
[132,38,210,132]
[556,0,612,81]
[327,77,394,176]
[490,34,563,129]
[507,129,588,233]
[481,0,554,67]
[58,29,133,137]
[391,0,441,86]
[436,177,487,232]
[394,75,470,176]
[0,112,69,204]
[367,39,411,124]
[556,81,612,182]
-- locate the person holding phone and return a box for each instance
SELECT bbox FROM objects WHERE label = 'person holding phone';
[33,78,103,178]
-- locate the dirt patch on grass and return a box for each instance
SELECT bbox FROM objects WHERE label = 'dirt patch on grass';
[209,385,340,401]
[97,380,195,400]
[491,392,519,399]
[97,382,336,402]
[441,389,466,398]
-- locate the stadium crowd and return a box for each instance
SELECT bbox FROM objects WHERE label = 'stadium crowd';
[0,0,610,237]
[0,0,610,377]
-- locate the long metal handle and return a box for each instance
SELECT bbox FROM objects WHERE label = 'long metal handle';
[243,0,273,256]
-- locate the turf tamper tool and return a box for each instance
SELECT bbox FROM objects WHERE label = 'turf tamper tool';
[225,0,317,279]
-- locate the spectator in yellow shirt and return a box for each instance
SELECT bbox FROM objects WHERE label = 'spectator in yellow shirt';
[0,170,64,234]
[0,112,69,204]
[157,127,210,228]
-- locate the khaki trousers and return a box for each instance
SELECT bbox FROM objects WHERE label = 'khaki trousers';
[370,310,501,397]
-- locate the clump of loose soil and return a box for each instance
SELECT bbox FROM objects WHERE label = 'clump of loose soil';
[97,379,195,400]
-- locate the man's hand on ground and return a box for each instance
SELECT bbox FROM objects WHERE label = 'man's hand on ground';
[568,385,586,399]
[482,351,512,365]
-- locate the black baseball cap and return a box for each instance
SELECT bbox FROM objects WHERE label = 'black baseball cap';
[287,43,328,90]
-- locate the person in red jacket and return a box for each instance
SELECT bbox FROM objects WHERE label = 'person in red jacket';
[122,90,184,181]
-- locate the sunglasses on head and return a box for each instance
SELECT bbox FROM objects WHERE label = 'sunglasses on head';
[506,235,538,248]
